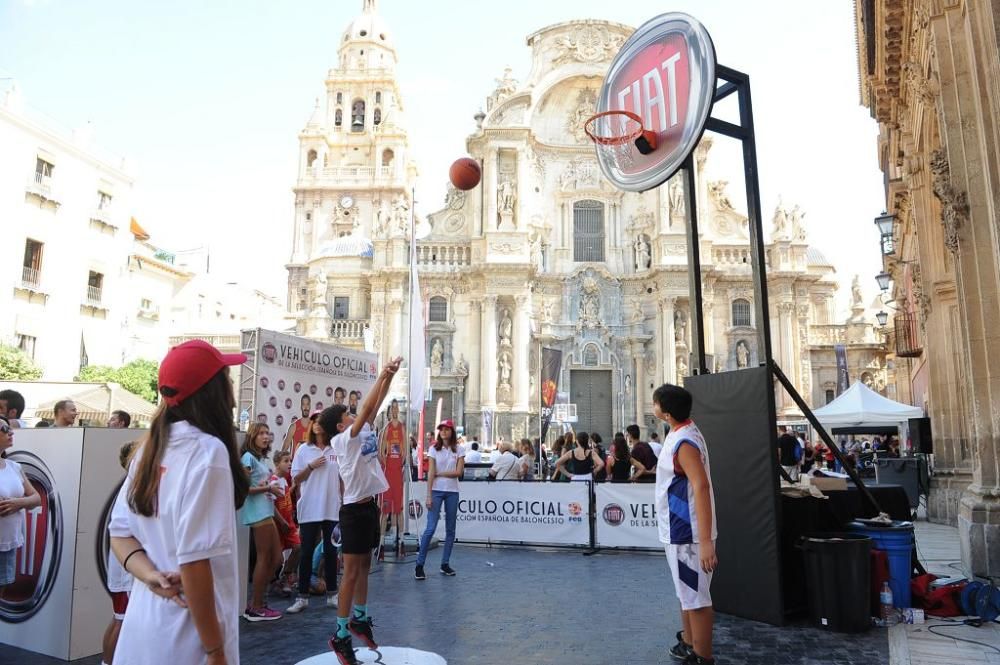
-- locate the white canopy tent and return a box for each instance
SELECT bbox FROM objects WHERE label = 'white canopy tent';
[812,381,923,428]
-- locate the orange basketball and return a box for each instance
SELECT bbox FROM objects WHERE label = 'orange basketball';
[449,157,481,191]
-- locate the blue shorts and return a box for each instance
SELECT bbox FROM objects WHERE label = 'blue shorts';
[0,548,17,586]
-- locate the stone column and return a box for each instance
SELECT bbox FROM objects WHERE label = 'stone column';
[486,149,499,233]
[481,295,498,408]
[662,297,676,386]
[514,295,531,412]
[388,298,403,358]
[467,300,482,411]
[455,385,466,430]
[778,302,796,411]
[632,341,646,434]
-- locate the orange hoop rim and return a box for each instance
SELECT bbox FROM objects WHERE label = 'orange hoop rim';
[584,110,645,146]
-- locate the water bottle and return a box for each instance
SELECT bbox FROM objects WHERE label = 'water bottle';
[239,408,250,431]
[880,581,894,622]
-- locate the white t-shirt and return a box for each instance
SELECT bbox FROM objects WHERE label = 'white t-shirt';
[0,460,25,552]
[655,421,717,546]
[109,421,240,665]
[490,451,519,480]
[291,444,342,523]
[649,440,663,457]
[332,423,389,505]
[107,547,133,593]
[465,449,482,464]
[427,444,466,492]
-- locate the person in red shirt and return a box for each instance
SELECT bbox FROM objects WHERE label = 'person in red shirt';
[270,451,301,594]
[379,400,406,547]
[282,394,313,460]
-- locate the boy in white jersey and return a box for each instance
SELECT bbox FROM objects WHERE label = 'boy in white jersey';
[653,383,717,665]
[319,356,402,665]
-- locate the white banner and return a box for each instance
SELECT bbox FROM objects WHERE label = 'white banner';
[248,329,377,435]
[594,483,662,550]
[408,481,591,546]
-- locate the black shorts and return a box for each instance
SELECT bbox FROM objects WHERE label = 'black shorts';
[339,500,381,554]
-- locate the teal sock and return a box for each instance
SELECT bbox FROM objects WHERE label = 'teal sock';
[336,616,350,639]
[353,604,368,620]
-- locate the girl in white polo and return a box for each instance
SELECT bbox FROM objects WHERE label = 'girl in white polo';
[0,415,41,589]
[109,340,250,665]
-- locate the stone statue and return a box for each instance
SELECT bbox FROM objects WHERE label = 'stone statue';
[674,309,687,343]
[312,271,328,307]
[541,299,554,323]
[498,352,512,389]
[560,163,576,191]
[772,201,788,237]
[630,297,644,323]
[393,195,410,234]
[498,309,513,346]
[676,357,688,383]
[790,205,806,241]
[581,278,601,322]
[709,180,736,212]
[455,354,469,376]
[669,177,686,217]
[851,275,863,307]
[373,199,389,236]
[736,340,750,368]
[430,338,444,376]
[498,179,516,214]
[634,236,651,271]
[624,374,632,395]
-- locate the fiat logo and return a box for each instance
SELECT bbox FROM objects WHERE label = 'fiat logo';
[408,499,423,520]
[261,343,277,363]
[602,503,625,527]
[0,452,63,623]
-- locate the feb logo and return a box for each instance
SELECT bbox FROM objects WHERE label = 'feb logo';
[407,499,424,520]
[261,342,277,364]
[567,502,584,518]
[602,503,626,527]
[0,452,63,623]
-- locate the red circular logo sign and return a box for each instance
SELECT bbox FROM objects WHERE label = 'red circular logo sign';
[261,343,277,364]
[602,503,626,527]
[597,12,716,192]
[0,452,63,623]
[408,499,424,520]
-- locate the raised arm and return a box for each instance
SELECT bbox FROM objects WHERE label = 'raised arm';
[351,356,402,438]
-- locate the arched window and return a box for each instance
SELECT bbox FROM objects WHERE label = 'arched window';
[573,200,605,262]
[336,92,343,104]
[375,91,382,104]
[583,345,600,366]
[428,296,447,322]
[381,149,394,168]
[334,109,343,128]
[373,108,382,126]
[306,150,318,167]
[351,99,365,131]
[732,298,752,327]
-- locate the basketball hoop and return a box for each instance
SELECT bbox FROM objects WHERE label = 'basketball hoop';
[584,110,658,170]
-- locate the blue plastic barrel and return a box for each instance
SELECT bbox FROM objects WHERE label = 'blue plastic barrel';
[849,521,914,608]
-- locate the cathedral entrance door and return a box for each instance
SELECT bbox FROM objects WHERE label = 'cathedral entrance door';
[569,370,613,438]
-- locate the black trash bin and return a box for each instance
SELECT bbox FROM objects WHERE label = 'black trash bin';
[801,533,872,632]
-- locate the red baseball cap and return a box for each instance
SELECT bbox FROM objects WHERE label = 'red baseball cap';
[437,419,455,430]
[158,340,246,407]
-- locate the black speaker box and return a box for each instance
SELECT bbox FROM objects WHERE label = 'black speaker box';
[909,417,932,455]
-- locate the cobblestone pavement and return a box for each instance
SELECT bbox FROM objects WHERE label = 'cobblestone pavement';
[1,545,889,664]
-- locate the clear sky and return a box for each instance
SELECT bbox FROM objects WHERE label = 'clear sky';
[1,0,886,315]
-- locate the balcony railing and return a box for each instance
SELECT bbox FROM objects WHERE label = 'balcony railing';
[330,319,367,340]
[86,285,103,306]
[301,166,394,181]
[169,334,242,351]
[808,324,848,346]
[712,247,752,266]
[20,266,41,290]
[894,311,922,358]
[26,172,55,200]
[417,243,472,270]
[90,207,113,225]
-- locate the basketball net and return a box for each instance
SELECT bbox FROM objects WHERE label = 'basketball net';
[584,110,645,170]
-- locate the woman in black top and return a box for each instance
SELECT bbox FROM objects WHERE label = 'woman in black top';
[605,433,648,482]
[554,431,604,482]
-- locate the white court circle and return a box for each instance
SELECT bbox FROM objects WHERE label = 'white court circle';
[295,646,447,665]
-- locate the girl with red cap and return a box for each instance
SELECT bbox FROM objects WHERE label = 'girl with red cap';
[109,340,250,665]
[414,418,465,581]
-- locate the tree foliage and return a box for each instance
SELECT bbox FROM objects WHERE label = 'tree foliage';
[0,344,43,380]
[77,359,159,403]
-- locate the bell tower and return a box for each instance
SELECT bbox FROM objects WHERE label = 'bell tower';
[286,0,417,341]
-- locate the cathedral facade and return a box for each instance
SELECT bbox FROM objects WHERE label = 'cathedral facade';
[287,3,887,441]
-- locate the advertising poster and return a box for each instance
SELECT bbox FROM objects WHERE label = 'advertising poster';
[835,344,849,395]
[538,348,563,444]
[408,481,590,547]
[245,329,377,445]
[594,483,662,550]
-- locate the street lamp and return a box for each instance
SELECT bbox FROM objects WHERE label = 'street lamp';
[876,310,889,327]
[875,271,891,292]
[875,212,895,256]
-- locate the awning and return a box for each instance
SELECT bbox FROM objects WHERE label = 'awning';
[812,381,923,428]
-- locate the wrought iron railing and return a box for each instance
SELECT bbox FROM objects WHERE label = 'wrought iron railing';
[86,285,103,306]
[21,266,40,290]
[894,311,922,357]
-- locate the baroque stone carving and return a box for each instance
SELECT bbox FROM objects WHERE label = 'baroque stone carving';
[634,236,651,271]
[455,354,469,377]
[498,178,516,214]
[498,308,513,346]
[553,26,627,65]
[577,277,602,332]
[567,89,598,142]
[498,350,513,401]
[929,149,969,254]
[669,176,686,219]
[444,184,466,211]
[487,67,518,111]
[430,338,444,376]
[911,264,932,331]
[736,340,750,368]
